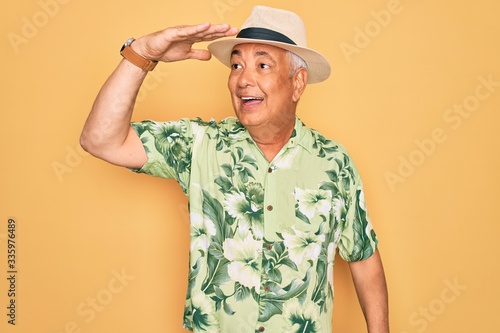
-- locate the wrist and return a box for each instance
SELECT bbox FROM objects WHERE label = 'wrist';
[120,38,158,71]
[128,37,150,58]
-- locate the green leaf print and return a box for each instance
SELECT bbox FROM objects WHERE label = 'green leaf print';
[187,256,204,299]
[224,183,265,239]
[325,169,338,183]
[223,300,235,315]
[262,240,298,284]
[310,255,328,304]
[211,286,236,315]
[295,203,311,224]
[258,268,312,322]
[318,181,338,195]
[311,130,338,160]
[349,188,375,261]
[234,282,251,302]
[201,190,232,294]
[202,190,230,243]
[224,146,259,186]
[241,154,259,170]
[266,267,282,283]
[258,298,283,323]
[214,175,233,193]
[221,163,233,177]
[333,155,355,193]
[201,253,230,294]
[207,242,225,260]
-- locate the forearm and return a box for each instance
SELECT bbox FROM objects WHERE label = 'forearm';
[349,249,390,333]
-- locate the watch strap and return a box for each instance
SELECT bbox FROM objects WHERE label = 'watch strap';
[121,44,158,71]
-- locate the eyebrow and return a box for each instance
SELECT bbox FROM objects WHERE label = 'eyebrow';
[256,51,272,58]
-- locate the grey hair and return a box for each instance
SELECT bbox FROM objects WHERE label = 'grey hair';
[287,51,308,77]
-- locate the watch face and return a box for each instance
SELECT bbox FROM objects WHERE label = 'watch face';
[120,38,135,52]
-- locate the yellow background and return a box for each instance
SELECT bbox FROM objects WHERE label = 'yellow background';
[1,0,499,332]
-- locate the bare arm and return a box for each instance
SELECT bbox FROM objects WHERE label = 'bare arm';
[348,249,390,333]
[80,23,238,169]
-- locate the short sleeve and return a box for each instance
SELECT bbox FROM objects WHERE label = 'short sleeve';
[337,160,378,262]
[129,118,193,193]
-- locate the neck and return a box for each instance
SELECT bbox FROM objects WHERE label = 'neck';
[247,119,295,162]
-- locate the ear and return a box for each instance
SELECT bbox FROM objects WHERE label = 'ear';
[292,68,308,102]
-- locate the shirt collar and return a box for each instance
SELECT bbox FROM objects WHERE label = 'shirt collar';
[286,117,314,154]
[236,116,314,155]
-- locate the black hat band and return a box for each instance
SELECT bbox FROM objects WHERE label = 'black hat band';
[236,27,297,45]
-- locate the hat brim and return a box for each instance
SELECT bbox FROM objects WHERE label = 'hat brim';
[208,38,331,84]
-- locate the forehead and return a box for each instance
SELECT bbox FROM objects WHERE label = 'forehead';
[230,43,288,58]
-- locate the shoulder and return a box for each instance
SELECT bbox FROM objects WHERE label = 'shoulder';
[302,124,351,158]
[301,123,362,182]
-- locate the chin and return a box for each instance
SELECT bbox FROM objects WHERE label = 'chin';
[235,111,262,125]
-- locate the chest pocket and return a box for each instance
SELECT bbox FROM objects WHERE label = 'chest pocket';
[291,187,333,234]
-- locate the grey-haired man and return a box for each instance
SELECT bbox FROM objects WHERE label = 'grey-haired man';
[81,6,389,333]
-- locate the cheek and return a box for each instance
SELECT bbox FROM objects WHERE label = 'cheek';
[260,78,284,96]
[266,81,294,103]
[227,75,236,92]
[227,78,238,101]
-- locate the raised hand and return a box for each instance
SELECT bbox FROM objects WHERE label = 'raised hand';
[131,23,238,63]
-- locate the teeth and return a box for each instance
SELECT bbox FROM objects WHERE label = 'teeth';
[241,97,263,101]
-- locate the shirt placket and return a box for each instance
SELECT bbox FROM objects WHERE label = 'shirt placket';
[254,158,280,332]
[246,137,297,332]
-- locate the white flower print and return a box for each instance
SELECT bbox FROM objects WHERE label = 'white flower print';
[332,196,347,223]
[282,298,321,333]
[295,188,331,220]
[327,242,336,287]
[223,233,263,289]
[190,213,217,251]
[359,188,367,211]
[224,184,264,239]
[191,291,219,333]
[282,227,325,266]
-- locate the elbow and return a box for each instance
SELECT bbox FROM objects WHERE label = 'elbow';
[79,133,89,153]
[79,129,100,156]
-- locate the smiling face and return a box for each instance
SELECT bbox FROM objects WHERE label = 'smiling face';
[228,43,307,140]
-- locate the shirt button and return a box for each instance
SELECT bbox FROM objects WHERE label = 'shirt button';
[268,167,273,173]
[267,205,273,211]
[258,326,265,332]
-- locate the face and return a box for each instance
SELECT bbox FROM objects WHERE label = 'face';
[228,43,307,135]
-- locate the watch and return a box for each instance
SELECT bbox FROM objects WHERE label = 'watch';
[120,38,158,71]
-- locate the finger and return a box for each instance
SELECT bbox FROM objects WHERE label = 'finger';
[188,49,212,61]
[202,26,239,40]
[173,23,237,41]
[172,22,212,39]
[202,24,239,39]
[207,23,238,34]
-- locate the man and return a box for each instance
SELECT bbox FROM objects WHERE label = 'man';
[81,6,389,333]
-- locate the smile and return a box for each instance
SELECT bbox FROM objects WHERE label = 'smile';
[240,96,264,105]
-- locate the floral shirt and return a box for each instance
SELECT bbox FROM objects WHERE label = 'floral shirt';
[131,116,378,333]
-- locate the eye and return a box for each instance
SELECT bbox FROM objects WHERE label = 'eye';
[259,63,270,69]
[231,63,242,70]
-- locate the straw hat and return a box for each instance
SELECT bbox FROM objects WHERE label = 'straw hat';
[208,6,331,84]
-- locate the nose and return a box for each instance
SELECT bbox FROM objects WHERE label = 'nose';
[237,67,256,88]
